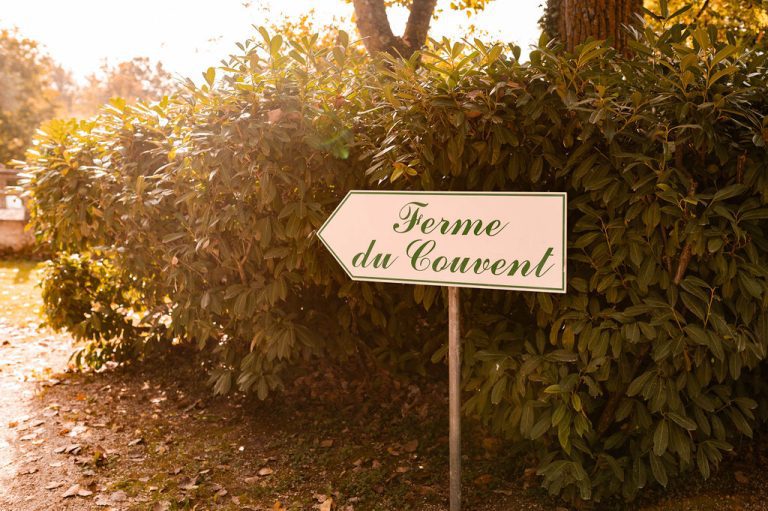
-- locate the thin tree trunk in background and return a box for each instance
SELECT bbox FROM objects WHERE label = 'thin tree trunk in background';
[545,0,643,53]
[352,0,438,57]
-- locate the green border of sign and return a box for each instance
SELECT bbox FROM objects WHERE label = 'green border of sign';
[316,191,567,293]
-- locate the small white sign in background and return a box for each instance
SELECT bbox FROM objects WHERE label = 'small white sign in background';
[317,191,567,293]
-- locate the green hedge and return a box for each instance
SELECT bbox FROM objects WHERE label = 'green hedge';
[21,22,768,504]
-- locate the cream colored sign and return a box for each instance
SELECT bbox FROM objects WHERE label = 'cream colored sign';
[317,191,567,292]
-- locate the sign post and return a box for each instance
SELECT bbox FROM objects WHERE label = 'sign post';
[448,286,461,511]
[317,191,567,510]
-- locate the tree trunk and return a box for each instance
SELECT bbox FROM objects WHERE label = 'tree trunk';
[545,0,643,53]
[352,0,438,57]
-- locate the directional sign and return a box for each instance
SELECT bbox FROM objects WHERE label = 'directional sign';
[317,191,566,293]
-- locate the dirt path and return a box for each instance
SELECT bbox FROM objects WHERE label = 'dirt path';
[0,321,100,510]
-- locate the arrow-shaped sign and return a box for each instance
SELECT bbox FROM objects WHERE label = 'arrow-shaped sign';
[317,191,567,293]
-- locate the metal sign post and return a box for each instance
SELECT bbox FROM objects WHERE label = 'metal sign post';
[316,190,567,511]
[448,286,461,511]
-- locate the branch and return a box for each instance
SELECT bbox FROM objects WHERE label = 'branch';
[352,0,407,55]
[596,344,650,436]
[694,0,711,20]
[673,241,693,285]
[352,0,436,56]
[403,0,438,49]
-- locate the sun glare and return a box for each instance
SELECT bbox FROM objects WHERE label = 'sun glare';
[1,0,543,82]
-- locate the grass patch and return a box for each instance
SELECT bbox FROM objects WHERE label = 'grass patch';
[0,259,44,327]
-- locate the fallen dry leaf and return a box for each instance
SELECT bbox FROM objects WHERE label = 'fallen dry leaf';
[110,490,128,502]
[62,484,80,498]
[320,439,334,448]
[482,437,500,452]
[257,467,274,477]
[415,485,437,496]
[403,439,418,453]
[182,399,202,412]
[474,474,493,486]
[178,476,199,491]
[45,481,64,490]
[64,444,81,455]
[319,497,333,511]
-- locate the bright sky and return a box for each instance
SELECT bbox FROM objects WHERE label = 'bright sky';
[1,0,544,82]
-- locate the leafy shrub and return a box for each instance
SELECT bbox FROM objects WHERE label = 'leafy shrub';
[356,26,768,502]
[40,252,147,368]
[21,19,768,504]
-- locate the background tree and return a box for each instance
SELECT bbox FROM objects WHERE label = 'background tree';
[350,0,491,56]
[73,57,174,118]
[49,64,79,119]
[0,29,59,164]
[350,0,646,57]
[543,0,768,53]
[0,28,173,160]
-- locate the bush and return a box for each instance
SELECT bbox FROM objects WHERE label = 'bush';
[40,252,151,368]
[21,20,768,504]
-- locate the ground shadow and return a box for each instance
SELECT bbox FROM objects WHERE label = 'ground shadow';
[2,335,768,511]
